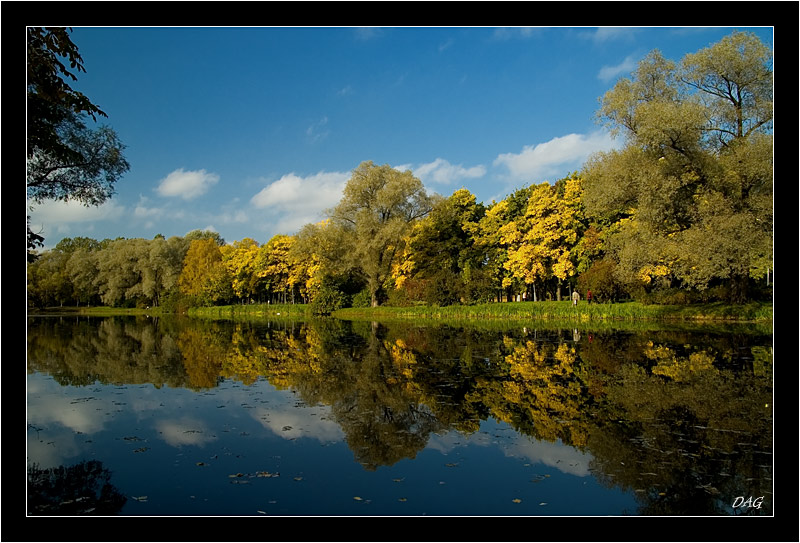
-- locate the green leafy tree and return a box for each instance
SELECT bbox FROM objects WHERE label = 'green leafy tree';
[583,31,772,303]
[396,188,488,304]
[325,161,436,306]
[27,27,129,257]
[141,235,186,307]
[66,248,101,306]
[27,250,71,308]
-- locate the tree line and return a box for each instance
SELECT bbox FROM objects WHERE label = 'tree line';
[27,31,772,310]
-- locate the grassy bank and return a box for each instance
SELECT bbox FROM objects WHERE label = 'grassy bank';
[32,300,772,327]
[187,303,310,319]
[333,300,773,323]
[28,306,167,317]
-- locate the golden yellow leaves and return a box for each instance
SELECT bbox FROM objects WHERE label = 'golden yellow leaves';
[649,345,718,383]
[637,264,671,284]
[499,179,584,285]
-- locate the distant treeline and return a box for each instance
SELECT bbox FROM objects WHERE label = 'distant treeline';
[27,31,772,313]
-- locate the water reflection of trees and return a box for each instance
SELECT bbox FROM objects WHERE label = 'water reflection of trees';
[27,316,772,514]
[27,460,127,515]
[27,316,188,388]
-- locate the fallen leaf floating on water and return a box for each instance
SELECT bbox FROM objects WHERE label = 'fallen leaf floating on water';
[353,496,363,501]
[512,499,522,503]
[398,498,407,502]
[293,476,303,481]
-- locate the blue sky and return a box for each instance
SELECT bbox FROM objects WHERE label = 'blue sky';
[28,25,774,250]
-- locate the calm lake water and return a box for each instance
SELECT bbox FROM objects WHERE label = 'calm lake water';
[26,314,773,517]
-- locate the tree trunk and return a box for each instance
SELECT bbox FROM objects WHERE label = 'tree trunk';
[729,272,749,304]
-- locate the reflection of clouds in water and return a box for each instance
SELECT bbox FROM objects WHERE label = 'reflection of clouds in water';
[27,375,107,467]
[426,426,591,477]
[425,430,473,454]
[27,429,85,469]
[506,437,591,476]
[155,417,217,447]
[251,406,343,443]
[27,377,108,434]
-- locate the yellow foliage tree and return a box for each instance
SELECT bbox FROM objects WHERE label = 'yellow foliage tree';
[502,176,585,301]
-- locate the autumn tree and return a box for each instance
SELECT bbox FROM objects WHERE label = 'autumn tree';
[178,238,232,305]
[324,161,436,306]
[583,31,772,303]
[476,186,534,302]
[221,238,262,302]
[502,175,585,301]
[256,234,299,304]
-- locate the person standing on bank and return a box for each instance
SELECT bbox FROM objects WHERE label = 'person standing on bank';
[572,290,580,306]
[587,289,592,304]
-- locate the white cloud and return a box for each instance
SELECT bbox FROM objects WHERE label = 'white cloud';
[156,168,219,200]
[134,195,163,218]
[251,171,348,213]
[412,158,487,185]
[28,199,125,242]
[250,171,350,235]
[582,27,637,44]
[493,131,620,182]
[306,116,330,143]
[492,27,540,40]
[218,210,249,224]
[598,54,638,82]
[28,198,124,224]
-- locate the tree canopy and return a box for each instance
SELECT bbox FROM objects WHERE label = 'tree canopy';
[583,31,772,303]
[27,27,129,258]
[323,161,436,306]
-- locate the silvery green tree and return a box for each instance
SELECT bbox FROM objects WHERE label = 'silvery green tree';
[322,161,437,307]
[582,31,772,303]
[27,27,129,259]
